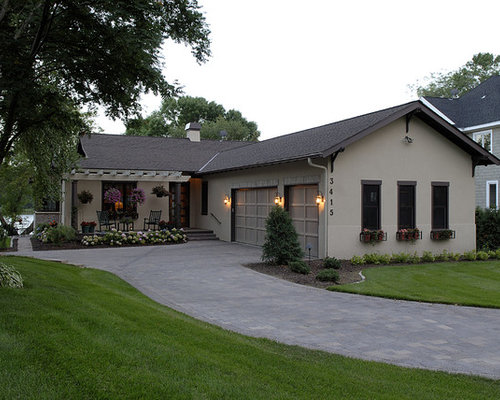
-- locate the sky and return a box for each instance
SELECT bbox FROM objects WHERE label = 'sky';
[97,0,500,141]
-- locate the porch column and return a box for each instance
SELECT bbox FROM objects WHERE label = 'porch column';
[71,181,78,229]
[175,183,181,228]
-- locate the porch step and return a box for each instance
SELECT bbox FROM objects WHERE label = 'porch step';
[184,228,219,241]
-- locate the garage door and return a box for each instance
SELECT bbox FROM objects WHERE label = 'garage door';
[288,185,319,257]
[234,187,276,246]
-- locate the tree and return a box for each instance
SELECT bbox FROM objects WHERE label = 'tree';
[0,0,211,177]
[125,96,260,141]
[411,53,500,98]
[262,206,303,265]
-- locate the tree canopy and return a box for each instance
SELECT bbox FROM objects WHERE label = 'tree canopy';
[0,0,211,199]
[411,53,500,98]
[125,96,260,141]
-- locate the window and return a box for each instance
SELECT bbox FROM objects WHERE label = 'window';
[39,199,60,212]
[201,181,208,215]
[487,180,498,209]
[432,182,449,230]
[398,183,416,229]
[102,182,137,218]
[362,181,381,230]
[472,130,492,152]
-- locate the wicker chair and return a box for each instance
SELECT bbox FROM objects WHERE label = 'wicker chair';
[96,210,117,231]
[144,210,162,230]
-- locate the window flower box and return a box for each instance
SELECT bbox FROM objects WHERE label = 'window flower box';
[396,228,422,241]
[360,229,387,243]
[430,229,455,240]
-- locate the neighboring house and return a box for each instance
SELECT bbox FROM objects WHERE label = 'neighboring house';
[61,100,499,259]
[422,76,500,209]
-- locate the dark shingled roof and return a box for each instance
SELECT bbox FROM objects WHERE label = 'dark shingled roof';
[424,76,500,128]
[78,134,250,172]
[199,102,416,173]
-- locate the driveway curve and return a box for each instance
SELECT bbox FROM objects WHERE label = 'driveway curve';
[14,239,500,379]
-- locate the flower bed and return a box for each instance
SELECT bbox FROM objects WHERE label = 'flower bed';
[81,228,187,246]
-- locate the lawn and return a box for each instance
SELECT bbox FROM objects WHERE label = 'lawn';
[0,256,499,399]
[329,261,500,308]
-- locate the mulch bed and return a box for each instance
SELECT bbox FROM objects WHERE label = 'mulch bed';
[244,260,384,287]
[30,237,183,251]
[0,238,18,253]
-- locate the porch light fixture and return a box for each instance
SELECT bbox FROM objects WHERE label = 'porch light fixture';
[224,195,231,205]
[403,135,413,144]
[315,192,325,205]
[274,192,282,205]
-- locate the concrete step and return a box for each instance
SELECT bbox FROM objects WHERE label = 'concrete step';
[184,228,219,241]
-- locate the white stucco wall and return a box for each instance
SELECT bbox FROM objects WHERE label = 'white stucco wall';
[328,117,476,259]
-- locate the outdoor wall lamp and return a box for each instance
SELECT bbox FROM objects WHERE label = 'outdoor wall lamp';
[224,195,231,205]
[316,192,325,205]
[403,135,414,144]
[274,192,283,205]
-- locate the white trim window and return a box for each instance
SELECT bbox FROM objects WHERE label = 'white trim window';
[486,180,498,209]
[472,130,492,152]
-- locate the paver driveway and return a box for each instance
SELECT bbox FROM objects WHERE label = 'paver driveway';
[14,239,500,379]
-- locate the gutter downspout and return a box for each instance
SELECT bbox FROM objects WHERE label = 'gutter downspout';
[307,157,328,257]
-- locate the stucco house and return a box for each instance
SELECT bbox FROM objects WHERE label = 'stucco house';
[422,76,500,209]
[59,100,499,259]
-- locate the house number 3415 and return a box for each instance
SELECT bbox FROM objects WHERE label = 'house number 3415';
[329,177,334,216]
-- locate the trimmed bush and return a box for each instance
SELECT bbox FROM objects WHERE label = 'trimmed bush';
[262,206,303,265]
[421,251,435,263]
[449,252,462,261]
[363,253,380,265]
[407,252,421,264]
[350,255,365,265]
[463,251,477,261]
[289,260,310,275]
[316,268,339,283]
[476,251,489,261]
[488,250,497,259]
[324,257,341,269]
[0,263,23,288]
[435,250,450,262]
[391,253,410,264]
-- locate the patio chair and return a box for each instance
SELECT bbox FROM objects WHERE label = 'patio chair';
[144,210,162,230]
[96,210,117,231]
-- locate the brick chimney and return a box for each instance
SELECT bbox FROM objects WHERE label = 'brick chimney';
[185,122,201,142]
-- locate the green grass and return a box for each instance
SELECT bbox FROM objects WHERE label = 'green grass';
[329,261,500,308]
[0,256,498,399]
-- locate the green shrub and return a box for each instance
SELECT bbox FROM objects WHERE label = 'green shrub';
[378,254,392,265]
[463,250,477,261]
[0,263,23,288]
[435,250,450,262]
[0,237,11,249]
[0,225,6,240]
[41,225,77,244]
[350,255,365,265]
[421,251,435,263]
[391,253,410,263]
[363,253,380,265]
[289,260,310,275]
[476,207,500,250]
[407,252,421,264]
[316,269,339,282]
[449,252,462,261]
[488,250,497,259]
[496,249,500,259]
[324,257,341,269]
[262,206,303,265]
[476,251,489,261]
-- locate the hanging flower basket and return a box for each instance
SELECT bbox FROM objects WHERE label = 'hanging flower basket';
[360,229,386,243]
[396,228,422,241]
[77,190,94,204]
[152,185,170,198]
[104,188,122,203]
[130,188,146,205]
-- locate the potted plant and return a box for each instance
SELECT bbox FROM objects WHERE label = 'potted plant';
[81,221,97,234]
[152,185,170,198]
[77,190,94,204]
